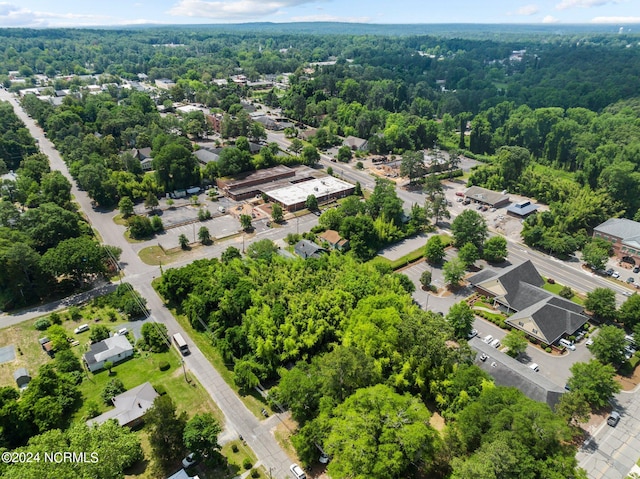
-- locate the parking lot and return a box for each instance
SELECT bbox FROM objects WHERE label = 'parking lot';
[601,258,640,293]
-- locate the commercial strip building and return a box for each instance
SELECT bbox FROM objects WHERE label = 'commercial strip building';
[464,186,510,208]
[217,165,355,209]
[469,260,587,346]
[594,218,640,265]
[266,176,354,212]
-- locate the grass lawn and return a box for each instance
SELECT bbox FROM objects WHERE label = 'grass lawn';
[542,279,585,305]
[113,213,128,226]
[139,244,198,266]
[0,302,131,388]
[370,233,452,271]
[75,347,224,423]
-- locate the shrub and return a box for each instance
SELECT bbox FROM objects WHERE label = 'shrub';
[251,469,260,478]
[243,458,253,470]
[559,285,573,299]
[231,444,239,453]
[285,233,301,245]
[101,378,126,404]
[85,400,101,419]
[155,385,167,396]
[198,208,212,221]
[355,161,364,170]
[34,317,51,331]
[547,278,555,284]
[49,312,61,325]
[68,306,82,322]
[545,347,552,353]
[159,361,170,371]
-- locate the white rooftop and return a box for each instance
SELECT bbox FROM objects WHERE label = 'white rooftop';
[267,177,353,206]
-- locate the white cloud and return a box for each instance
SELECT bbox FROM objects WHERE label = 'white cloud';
[591,16,640,23]
[542,15,560,22]
[0,2,120,27]
[289,14,370,22]
[0,3,45,26]
[516,4,540,15]
[167,0,322,20]
[556,0,618,11]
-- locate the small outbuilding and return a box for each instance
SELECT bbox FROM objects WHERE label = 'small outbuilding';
[507,200,539,218]
[13,368,31,390]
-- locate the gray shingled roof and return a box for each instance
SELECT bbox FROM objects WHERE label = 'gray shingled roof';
[594,218,640,239]
[470,260,586,344]
[508,300,586,345]
[87,382,158,427]
[470,338,565,408]
[294,239,326,259]
[83,336,133,366]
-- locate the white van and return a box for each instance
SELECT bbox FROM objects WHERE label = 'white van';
[74,324,89,334]
[559,338,576,351]
[218,206,226,213]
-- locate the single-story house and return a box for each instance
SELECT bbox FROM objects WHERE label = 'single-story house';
[593,218,640,265]
[13,368,31,390]
[87,382,158,428]
[167,469,201,479]
[470,338,565,408]
[343,136,368,151]
[469,260,586,346]
[507,200,539,218]
[294,240,327,259]
[464,186,510,208]
[318,229,349,251]
[83,335,134,372]
[194,149,219,165]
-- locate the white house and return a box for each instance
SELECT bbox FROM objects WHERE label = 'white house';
[83,335,133,372]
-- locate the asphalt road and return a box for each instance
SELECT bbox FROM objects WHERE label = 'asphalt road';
[578,384,640,479]
[0,90,297,479]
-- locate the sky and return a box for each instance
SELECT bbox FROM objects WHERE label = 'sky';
[0,0,639,28]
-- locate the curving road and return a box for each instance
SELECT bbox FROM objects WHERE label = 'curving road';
[0,90,296,479]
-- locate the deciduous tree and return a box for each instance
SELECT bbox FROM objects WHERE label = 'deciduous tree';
[483,236,507,263]
[446,301,475,339]
[183,413,222,463]
[588,325,626,365]
[502,329,528,357]
[443,257,466,287]
[451,209,487,249]
[568,360,620,408]
[584,287,616,321]
[424,235,445,264]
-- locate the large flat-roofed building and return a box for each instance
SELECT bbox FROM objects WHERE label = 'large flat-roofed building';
[218,165,296,200]
[464,186,510,208]
[266,177,355,211]
[594,218,640,265]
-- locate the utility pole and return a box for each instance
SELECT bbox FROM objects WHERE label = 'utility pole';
[181,359,189,383]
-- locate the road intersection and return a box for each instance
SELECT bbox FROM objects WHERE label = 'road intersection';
[4,92,639,478]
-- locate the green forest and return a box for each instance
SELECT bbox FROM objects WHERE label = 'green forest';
[157,250,584,478]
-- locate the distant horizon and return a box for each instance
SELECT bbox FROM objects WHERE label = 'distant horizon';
[1,0,639,29]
